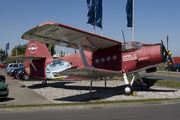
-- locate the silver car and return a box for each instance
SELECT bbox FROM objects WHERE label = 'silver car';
[5,63,24,75]
[46,59,71,80]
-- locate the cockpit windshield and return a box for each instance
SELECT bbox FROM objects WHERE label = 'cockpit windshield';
[50,59,64,66]
[122,42,143,52]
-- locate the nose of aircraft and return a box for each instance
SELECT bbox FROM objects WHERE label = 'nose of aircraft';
[160,44,167,62]
[160,37,174,64]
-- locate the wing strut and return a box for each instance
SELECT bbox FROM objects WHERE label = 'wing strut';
[70,37,94,68]
[26,59,37,71]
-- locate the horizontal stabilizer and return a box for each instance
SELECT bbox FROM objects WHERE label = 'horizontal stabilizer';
[7,56,45,61]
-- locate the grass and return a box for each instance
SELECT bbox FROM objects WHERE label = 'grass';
[154,71,180,76]
[0,98,180,109]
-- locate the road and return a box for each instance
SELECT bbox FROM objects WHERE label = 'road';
[1,102,180,120]
[139,72,180,82]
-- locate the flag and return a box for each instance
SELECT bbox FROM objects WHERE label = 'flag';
[5,43,9,50]
[87,0,95,26]
[87,0,102,28]
[95,0,102,28]
[126,0,133,27]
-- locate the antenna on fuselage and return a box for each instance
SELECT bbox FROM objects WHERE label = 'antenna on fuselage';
[122,30,126,43]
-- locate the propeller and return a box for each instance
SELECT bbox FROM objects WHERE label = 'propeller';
[161,35,173,70]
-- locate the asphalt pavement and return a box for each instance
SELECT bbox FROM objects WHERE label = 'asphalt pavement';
[0,68,51,106]
[139,72,180,82]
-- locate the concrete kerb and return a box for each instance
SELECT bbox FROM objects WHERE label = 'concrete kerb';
[1,99,180,112]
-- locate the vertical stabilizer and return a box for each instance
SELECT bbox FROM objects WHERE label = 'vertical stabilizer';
[25,40,53,78]
[25,40,51,57]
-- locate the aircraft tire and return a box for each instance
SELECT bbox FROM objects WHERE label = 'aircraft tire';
[123,85,133,95]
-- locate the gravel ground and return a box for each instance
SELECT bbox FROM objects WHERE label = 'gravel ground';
[20,79,180,104]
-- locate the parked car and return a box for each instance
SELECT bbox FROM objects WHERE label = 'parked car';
[0,82,9,99]
[0,75,5,83]
[0,62,8,68]
[16,69,30,80]
[166,63,180,72]
[5,63,24,75]
[9,67,25,77]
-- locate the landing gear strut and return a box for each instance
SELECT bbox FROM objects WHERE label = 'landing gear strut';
[122,73,150,95]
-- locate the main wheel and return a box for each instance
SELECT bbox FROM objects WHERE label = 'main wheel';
[123,84,133,95]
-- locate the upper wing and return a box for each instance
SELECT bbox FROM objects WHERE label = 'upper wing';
[22,21,121,52]
[56,66,122,79]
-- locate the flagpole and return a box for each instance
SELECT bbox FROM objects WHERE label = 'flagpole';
[101,0,103,36]
[94,25,96,33]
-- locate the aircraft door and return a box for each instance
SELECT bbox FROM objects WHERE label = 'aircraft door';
[146,47,151,56]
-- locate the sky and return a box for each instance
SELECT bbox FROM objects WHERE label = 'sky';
[0,0,180,56]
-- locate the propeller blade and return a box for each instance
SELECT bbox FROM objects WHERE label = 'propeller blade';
[161,39,164,46]
[169,57,174,65]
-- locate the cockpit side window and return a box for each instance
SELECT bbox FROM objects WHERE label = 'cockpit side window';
[121,42,143,52]
[131,43,139,49]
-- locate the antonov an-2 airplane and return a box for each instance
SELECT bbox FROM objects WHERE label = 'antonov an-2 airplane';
[9,21,173,95]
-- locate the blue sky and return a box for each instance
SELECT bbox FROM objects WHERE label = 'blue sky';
[0,0,180,56]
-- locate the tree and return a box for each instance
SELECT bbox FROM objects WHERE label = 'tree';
[60,50,65,57]
[9,44,27,63]
[0,49,7,62]
[46,44,55,56]
[11,44,27,56]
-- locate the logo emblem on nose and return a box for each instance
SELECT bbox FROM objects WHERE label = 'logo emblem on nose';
[28,43,38,54]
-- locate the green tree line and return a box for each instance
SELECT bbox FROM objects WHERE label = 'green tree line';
[2,43,65,62]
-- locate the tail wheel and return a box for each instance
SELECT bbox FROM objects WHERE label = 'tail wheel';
[123,85,133,95]
[42,81,47,87]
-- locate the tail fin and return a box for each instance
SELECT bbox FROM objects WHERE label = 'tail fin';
[25,41,53,78]
[25,40,51,57]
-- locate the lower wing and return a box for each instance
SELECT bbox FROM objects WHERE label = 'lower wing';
[55,66,122,79]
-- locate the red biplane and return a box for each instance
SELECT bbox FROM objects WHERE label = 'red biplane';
[9,21,173,95]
